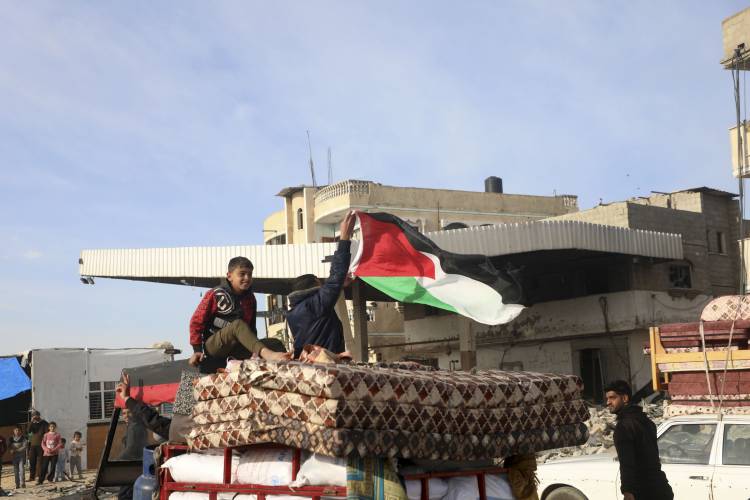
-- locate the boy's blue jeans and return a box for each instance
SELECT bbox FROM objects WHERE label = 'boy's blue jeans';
[12,453,26,487]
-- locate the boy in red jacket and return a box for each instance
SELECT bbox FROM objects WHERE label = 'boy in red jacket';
[38,421,62,484]
[189,256,290,373]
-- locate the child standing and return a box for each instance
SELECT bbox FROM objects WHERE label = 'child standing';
[38,421,62,484]
[9,426,27,489]
[69,431,84,479]
[54,438,70,482]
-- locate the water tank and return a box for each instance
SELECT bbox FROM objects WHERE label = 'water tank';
[484,176,503,194]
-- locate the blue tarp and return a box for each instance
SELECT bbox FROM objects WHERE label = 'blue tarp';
[0,357,31,400]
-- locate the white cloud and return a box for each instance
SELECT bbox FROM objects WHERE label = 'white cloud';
[22,250,43,260]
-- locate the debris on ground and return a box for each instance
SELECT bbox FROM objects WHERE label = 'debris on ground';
[0,468,111,500]
[537,403,665,463]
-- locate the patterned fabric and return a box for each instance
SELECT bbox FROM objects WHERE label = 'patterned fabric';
[193,360,584,409]
[187,413,589,460]
[299,345,353,364]
[346,456,408,500]
[701,296,750,321]
[192,390,589,435]
[188,360,589,460]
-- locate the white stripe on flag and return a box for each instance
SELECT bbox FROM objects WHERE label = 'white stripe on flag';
[416,253,524,325]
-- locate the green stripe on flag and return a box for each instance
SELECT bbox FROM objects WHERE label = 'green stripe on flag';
[360,276,459,314]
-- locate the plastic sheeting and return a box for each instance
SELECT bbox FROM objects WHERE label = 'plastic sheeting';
[0,357,31,400]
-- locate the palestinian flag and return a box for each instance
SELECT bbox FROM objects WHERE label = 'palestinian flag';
[114,359,194,408]
[350,212,524,325]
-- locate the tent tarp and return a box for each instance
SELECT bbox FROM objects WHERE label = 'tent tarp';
[0,357,31,400]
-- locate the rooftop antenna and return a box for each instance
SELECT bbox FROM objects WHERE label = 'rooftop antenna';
[306,130,317,187]
[327,147,333,185]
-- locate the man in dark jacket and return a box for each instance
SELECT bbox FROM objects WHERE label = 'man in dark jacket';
[605,380,673,500]
[287,211,355,358]
[27,411,48,482]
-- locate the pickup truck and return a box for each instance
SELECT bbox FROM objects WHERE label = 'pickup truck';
[537,414,750,500]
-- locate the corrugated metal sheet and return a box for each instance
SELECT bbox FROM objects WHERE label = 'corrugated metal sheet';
[79,242,337,279]
[80,220,682,281]
[426,219,683,260]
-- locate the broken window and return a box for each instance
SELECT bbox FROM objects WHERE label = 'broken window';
[669,265,692,288]
[579,349,604,403]
[717,231,726,254]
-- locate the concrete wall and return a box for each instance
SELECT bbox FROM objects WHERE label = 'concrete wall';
[555,192,742,296]
[553,202,630,227]
[722,7,750,64]
[263,209,286,243]
[310,180,578,231]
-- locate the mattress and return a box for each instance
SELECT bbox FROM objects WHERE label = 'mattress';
[188,411,589,460]
[188,360,590,460]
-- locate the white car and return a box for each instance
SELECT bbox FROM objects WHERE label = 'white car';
[537,414,750,500]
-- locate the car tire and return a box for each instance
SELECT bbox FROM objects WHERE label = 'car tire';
[545,485,588,500]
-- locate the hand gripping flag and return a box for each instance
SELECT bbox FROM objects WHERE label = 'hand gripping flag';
[349,211,524,325]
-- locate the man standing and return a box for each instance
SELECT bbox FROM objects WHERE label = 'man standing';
[27,410,48,483]
[605,380,673,500]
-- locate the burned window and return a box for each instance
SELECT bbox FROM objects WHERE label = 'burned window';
[669,265,692,288]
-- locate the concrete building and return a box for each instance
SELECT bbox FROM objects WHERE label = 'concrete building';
[397,188,744,401]
[79,181,742,403]
[263,178,578,244]
[262,178,579,346]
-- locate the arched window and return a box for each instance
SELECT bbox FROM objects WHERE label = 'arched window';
[297,208,304,230]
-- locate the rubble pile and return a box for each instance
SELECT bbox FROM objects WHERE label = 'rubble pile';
[537,403,665,463]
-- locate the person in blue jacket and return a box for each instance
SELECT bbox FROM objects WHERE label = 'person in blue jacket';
[287,211,355,358]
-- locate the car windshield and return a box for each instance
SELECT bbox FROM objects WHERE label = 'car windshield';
[658,423,716,465]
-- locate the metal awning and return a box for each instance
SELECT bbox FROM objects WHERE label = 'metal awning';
[79,220,682,295]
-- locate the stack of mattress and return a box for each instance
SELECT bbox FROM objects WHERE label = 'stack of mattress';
[187,360,589,461]
[668,371,750,407]
[646,321,750,408]
[658,321,749,352]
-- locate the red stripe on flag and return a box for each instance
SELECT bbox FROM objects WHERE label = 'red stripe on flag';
[355,213,436,278]
[114,382,180,408]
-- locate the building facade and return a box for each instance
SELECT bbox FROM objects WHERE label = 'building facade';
[262,178,579,348]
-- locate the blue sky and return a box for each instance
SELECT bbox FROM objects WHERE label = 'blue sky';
[2,1,748,355]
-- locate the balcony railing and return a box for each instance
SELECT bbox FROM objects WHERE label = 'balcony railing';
[314,180,371,204]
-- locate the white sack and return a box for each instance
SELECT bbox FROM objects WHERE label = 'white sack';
[162,452,239,484]
[291,453,347,487]
[443,474,515,500]
[404,478,449,500]
[235,447,294,486]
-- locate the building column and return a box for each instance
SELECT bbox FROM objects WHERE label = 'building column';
[459,318,476,370]
[351,280,369,362]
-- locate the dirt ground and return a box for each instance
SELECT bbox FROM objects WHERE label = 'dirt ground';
[0,464,112,499]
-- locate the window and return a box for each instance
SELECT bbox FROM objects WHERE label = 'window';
[297,208,304,230]
[669,264,692,288]
[723,424,750,465]
[717,231,726,254]
[89,381,117,420]
[658,423,716,464]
